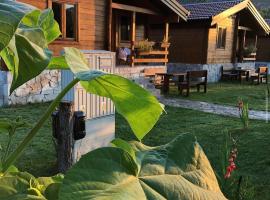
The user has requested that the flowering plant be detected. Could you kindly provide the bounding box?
[224,148,238,179]
[238,99,249,129]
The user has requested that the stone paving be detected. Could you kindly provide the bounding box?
[159,97,270,121]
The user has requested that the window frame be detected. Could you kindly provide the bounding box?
[48,0,79,42]
[216,26,227,49]
[119,14,131,43]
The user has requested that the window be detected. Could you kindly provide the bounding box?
[120,16,131,42]
[51,1,78,40]
[217,27,227,49]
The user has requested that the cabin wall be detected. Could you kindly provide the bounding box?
[206,17,236,64]
[257,37,270,62]
[168,27,207,64]
[18,0,108,55]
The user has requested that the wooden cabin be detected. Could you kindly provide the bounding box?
[18,0,189,67]
[169,0,270,64]
[257,19,270,62]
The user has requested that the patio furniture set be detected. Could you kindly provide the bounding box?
[154,70,208,97]
[145,66,268,97]
[221,66,268,84]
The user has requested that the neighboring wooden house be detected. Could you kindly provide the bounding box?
[169,0,270,64]
[18,0,189,67]
[257,19,270,62]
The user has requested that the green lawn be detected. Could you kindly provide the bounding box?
[167,81,270,111]
[0,103,270,199]
[0,103,56,177]
[116,106,270,200]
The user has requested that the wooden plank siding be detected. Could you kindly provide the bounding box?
[18,0,108,55]
[257,36,270,62]
[207,17,236,64]
[168,27,208,64]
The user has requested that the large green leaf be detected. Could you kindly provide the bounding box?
[59,134,227,200]
[0,0,36,51]
[64,47,163,140]
[0,1,61,93]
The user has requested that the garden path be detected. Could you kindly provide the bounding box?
[159,97,270,121]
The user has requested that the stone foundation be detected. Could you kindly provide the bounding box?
[0,70,61,106]
[115,65,166,78]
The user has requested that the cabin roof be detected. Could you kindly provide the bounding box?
[179,0,270,34]
[182,0,242,20]
[159,0,190,20]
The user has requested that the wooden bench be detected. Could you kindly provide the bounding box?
[250,66,268,84]
[144,67,166,87]
[221,66,238,81]
[178,70,208,97]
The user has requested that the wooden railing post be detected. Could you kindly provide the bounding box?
[164,22,169,65]
[57,101,75,173]
[131,11,136,67]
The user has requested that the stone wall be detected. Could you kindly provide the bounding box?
[168,62,256,83]
[0,70,61,106]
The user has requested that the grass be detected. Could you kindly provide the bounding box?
[116,106,270,200]
[1,103,270,199]
[167,81,270,111]
[0,103,56,177]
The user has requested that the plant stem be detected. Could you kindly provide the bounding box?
[2,130,14,163]
[3,78,80,171]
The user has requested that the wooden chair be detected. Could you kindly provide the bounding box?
[178,70,208,97]
[221,66,238,81]
[144,68,166,88]
[250,67,268,84]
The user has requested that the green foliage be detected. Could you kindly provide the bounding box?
[64,47,164,140]
[0,172,63,200]
[238,99,249,129]
[59,134,226,200]
[0,0,61,93]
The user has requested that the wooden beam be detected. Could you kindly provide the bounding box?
[112,3,158,15]
[238,26,253,31]
[211,0,249,26]
[131,12,136,67]
[134,58,169,63]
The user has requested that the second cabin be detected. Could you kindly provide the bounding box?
[169,0,270,64]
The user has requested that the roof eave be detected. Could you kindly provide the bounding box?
[160,0,190,21]
[210,0,270,34]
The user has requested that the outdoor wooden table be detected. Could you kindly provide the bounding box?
[156,72,186,93]
[235,69,251,82]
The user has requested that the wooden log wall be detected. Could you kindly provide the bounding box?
[207,17,236,64]
[18,0,108,55]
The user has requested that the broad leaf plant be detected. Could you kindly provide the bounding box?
[0,1,226,199]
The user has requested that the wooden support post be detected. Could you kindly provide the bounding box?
[239,30,246,62]
[254,34,258,48]
[108,0,112,51]
[130,11,136,67]
[164,22,169,65]
[232,15,239,63]
[57,101,75,173]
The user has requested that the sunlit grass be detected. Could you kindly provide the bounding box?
[167,80,270,111]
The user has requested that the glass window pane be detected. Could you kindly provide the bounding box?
[52,2,62,33]
[66,4,76,39]
[120,16,131,41]
[222,28,227,48]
